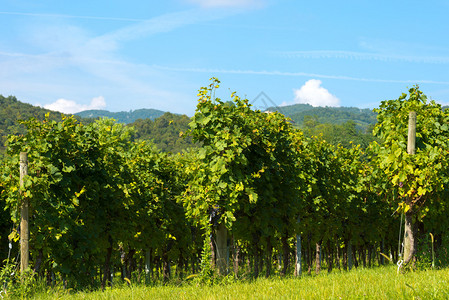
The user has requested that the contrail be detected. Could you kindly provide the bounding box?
[278,50,449,64]
[0,11,145,22]
[154,66,449,85]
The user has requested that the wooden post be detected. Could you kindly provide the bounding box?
[404,111,416,265]
[20,152,29,273]
[407,111,416,155]
[347,241,353,271]
[315,242,321,274]
[216,222,228,275]
[295,216,302,277]
[381,239,385,265]
[145,249,152,283]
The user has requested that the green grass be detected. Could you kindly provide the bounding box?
[16,266,449,299]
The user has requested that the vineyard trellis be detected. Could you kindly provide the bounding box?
[0,81,449,292]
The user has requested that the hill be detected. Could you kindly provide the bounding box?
[0,96,190,156]
[266,103,378,148]
[130,112,197,153]
[0,95,65,155]
[76,108,165,124]
[268,103,377,129]
[1,95,383,156]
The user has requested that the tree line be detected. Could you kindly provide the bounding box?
[1,79,449,291]
[0,93,380,158]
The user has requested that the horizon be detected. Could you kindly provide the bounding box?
[1,1,448,115]
[72,100,377,115]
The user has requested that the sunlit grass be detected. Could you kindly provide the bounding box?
[23,266,449,299]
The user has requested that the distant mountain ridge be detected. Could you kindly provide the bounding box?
[76,108,166,124]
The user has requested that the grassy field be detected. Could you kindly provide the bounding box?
[15,266,449,299]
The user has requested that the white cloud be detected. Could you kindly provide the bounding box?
[293,79,340,107]
[44,96,106,114]
[185,0,264,8]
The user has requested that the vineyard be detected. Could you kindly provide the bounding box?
[1,79,449,297]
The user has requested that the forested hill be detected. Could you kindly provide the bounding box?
[76,109,195,152]
[1,94,383,156]
[268,103,377,128]
[76,108,165,124]
[0,95,191,155]
[0,95,64,154]
[76,104,380,128]
[129,112,196,153]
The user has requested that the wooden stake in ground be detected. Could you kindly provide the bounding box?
[216,222,228,275]
[403,111,416,265]
[407,111,416,155]
[347,241,353,270]
[295,216,302,277]
[20,152,29,273]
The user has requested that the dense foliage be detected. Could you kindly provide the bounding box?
[301,118,376,149]
[372,86,449,266]
[0,82,448,297]
[268,103,377,130]
[130,112,196,153]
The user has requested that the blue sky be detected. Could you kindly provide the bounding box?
[1,0,448,115]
